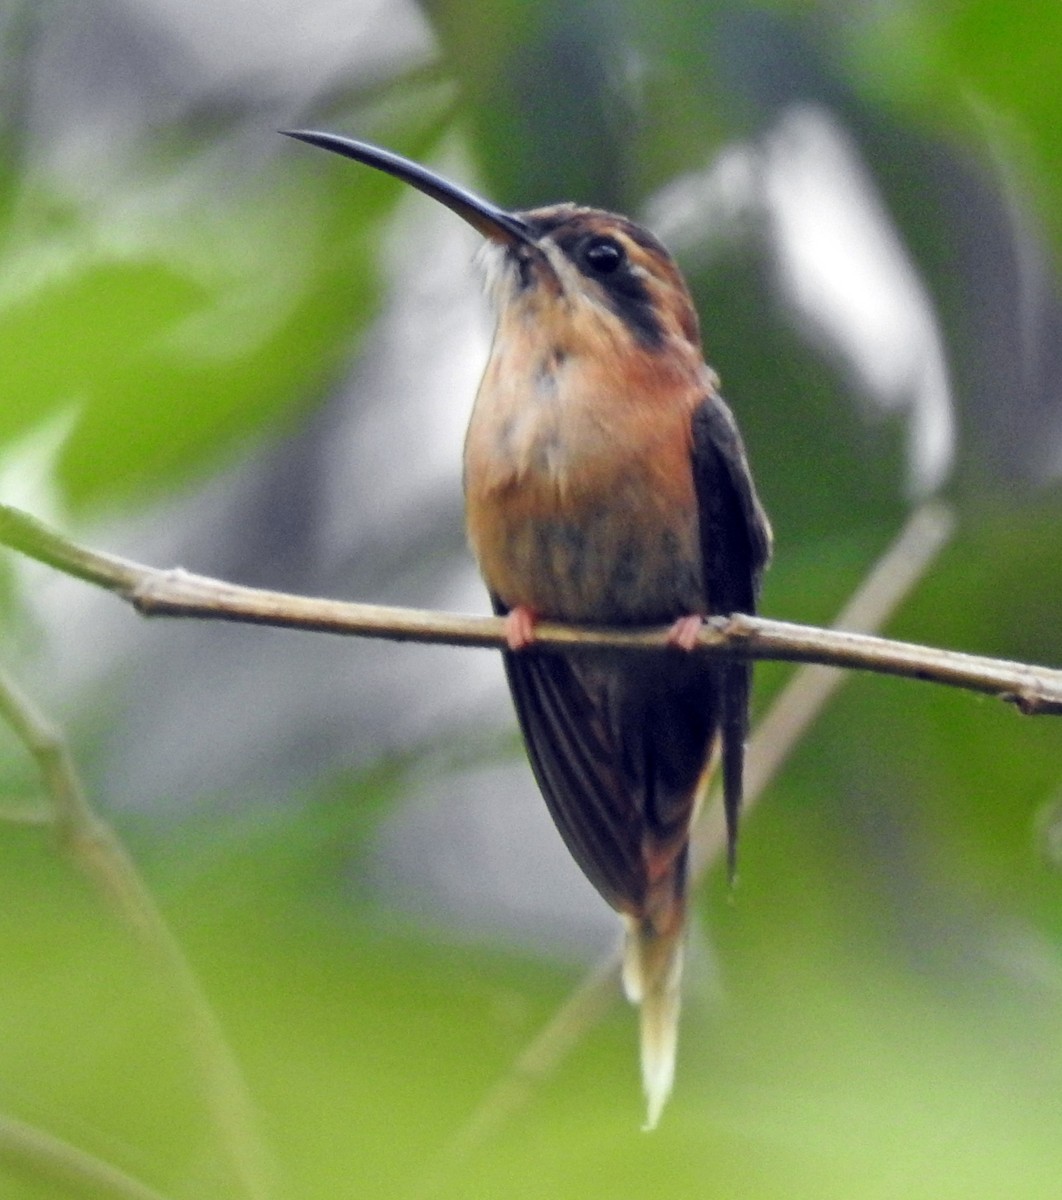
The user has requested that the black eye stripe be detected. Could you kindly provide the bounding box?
[546,222,666,348]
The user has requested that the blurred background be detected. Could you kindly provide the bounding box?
[2,0,1062,1197]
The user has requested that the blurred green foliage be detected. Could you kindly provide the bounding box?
[0,170,381,506]
[2,2,1062,1199]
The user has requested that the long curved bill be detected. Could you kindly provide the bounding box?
[281,129,534,247]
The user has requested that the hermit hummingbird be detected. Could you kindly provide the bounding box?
[283,129,772,1128]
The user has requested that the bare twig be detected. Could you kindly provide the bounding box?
[0,665,273,1200]
[1,501,1060,714]
[421,501,955,1189]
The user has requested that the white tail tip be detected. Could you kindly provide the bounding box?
[622,915,685,1131]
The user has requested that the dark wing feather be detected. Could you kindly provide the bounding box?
[690,394,772,879]
[492,596,717,915]
[492,625,643,910]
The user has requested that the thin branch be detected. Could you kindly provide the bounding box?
[419,501,955,1192]
[0,664,274,1200]
[0,1112,172,1200]
[1,500,1061,714]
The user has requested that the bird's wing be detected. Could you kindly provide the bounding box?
[690,393,772,876]
[494,596,718,917]
[492,594,643,910]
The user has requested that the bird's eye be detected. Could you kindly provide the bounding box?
[583,235,625,274]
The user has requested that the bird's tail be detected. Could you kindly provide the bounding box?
[621,904,686,1131]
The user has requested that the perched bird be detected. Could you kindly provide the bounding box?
[284,130,772,1128]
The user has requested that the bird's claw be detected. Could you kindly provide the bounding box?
[665,614,704,652]
[504,605,538,651]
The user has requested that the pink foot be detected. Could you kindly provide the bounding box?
[666,614,704,652]
[504,605,538,651]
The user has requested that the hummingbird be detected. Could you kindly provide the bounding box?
[283,129,772,1128]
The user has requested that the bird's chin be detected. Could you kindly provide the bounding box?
[474,239,536,305]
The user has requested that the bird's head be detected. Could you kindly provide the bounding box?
[283,131,705,373]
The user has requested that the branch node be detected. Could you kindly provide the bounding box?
[720,612,756,640]
[131,567,187,614]
[1004,687,1044,716]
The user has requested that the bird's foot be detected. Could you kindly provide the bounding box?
[504,605,538,651]
[665,614,704,652]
